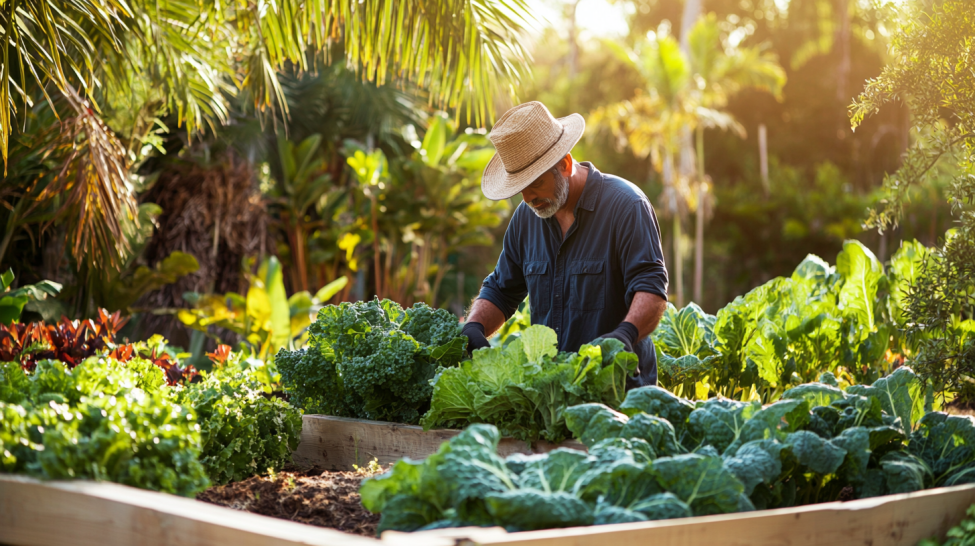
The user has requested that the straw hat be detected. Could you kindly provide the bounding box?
[482,102,585,200]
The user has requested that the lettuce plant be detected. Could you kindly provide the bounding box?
[0,358,210,496]
[420,325,638,443]
[180,357,302,485]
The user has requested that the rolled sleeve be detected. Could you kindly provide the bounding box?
[478,215,528,320]
[619,198,669,306]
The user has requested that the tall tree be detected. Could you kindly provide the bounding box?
[593,17,783,306]
[685,14,785,303]
[0,0,532,269]
[593,24,701,306]
[850,0,975,399]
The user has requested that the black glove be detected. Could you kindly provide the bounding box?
[462,322,491,355]
[597,321,639,354]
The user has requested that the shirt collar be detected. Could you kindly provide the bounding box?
[575,162,601,213]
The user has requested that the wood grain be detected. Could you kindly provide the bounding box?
[291,415,586,470]
[3,470,975,546]
[419,483,975,546]
[0,474,378,546]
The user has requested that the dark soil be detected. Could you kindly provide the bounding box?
[197,468,380,537]
[946,398,975,417]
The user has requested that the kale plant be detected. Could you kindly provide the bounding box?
[420,324,638,443]
[180,356,302,485]
[277,298,466,423]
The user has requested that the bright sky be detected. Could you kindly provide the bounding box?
[525,0,631,39]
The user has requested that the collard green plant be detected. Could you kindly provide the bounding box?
[277,298,466,423]
[364,366,975,535]
[420,324,639,443]
[657,239,922,402]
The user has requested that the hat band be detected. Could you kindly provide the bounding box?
[504,125,566,174]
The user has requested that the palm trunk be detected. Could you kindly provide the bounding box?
[370,195,382,299]
[294,222,309,293]
[693,127,705,305]
[664,151,683,307]
[673,214,683,307]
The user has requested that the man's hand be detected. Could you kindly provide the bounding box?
[462,322,492,355]
[597,321,639,354]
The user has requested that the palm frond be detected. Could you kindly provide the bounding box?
[34,86,136,270]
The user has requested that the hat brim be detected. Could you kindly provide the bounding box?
[481,113,586,201]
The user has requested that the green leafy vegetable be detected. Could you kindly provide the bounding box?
[421,325,639,442]
[180,359,302,485]
[0,357,209,496]
[277,298,465,423]
[369,367,975,535]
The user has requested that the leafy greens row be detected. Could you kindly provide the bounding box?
[362,366,975,534]
[1,347,301,494]
[421,325,638,442]
[654,239,930,402]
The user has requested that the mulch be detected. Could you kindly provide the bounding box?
[197,468,381,537]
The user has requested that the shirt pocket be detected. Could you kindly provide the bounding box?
[569,260,606,311]
[524,261,551,317]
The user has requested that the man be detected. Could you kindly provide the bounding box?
[462,101,669,388]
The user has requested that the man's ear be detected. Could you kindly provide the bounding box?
[559,153,573,176]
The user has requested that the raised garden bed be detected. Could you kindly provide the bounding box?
[292,414,585,470]
[3,473,975,546]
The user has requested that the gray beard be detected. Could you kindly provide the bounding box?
[530,168,570,219]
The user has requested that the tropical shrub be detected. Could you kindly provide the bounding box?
[276,298,466,423]
[178,255,349,357]
[362,366,970,534]
[0,269,61,325]
[850,0,975,403]
[421,324,638,443]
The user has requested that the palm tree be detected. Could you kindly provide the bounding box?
[685,14,785,304]
[0,0,532,269]
[593,17,784,306]
[592,24,708,307]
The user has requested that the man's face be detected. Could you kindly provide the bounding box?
[521,164,569,219]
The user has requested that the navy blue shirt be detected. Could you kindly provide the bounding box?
[478,162,669,387]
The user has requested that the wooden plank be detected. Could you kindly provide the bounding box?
[426,483,975,546]
[292,415,586,470]
[0,474,379,546]
[3,473,975,546]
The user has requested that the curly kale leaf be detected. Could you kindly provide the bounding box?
[181,366,302,485]
[401,304,463,348]
[285,298,466,423]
